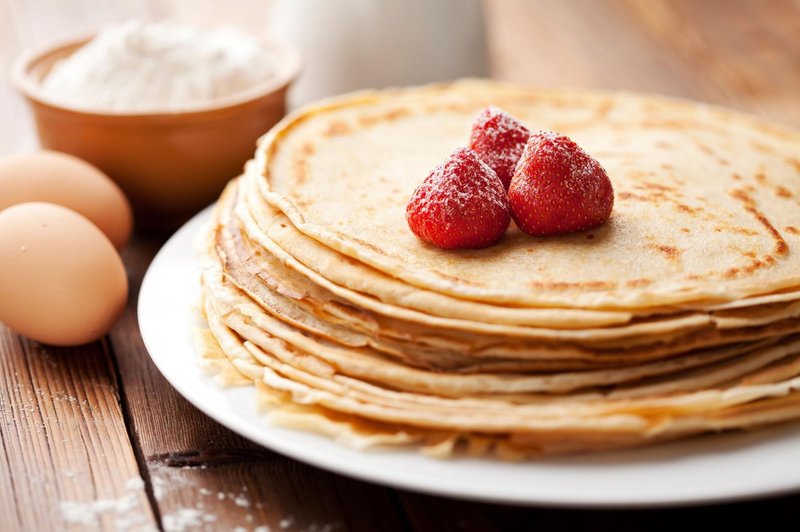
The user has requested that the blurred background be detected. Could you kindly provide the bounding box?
[2,0,799,154]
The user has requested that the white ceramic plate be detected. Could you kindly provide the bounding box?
[139,207,800,508]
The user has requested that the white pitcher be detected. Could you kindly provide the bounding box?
[267,0,488,108]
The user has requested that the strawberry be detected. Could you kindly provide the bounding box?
[508,131,614,236]
[406,147,510,249]
[469,106,530,189]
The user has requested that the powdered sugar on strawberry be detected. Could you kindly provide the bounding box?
[508,131,614,236]
[469,106,530,189]
[406,147,510,249]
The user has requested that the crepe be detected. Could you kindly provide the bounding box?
[233,175,800,344]
[195,80,800,458]
[203,240,797,398]
[255,80,800,309]
[197,282,800,457]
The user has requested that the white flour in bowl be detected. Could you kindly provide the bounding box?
[42,21,279,113]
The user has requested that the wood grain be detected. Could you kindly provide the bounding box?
[486,0,707,96]
[620,0,800,126]
[487,0,800,127]
[1,0,799,530]
[0,329,157,531]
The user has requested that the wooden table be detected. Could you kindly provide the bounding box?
[2,1,799,530]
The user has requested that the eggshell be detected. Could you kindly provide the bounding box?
[0,202,128,346]
[0,151,133,248]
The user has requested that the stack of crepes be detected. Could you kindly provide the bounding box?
[196,80,800,458]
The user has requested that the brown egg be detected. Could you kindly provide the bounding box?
[0,151,132,248]
[0,203,128,346]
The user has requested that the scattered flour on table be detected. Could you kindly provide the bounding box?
[149,463,192,501]
[147,467,273,530]
[162,508,217,531]
[59,475,154,531]
[59,467,339,531]
[125,477,145,490]
[59,497,136,525]
[234,494,251,508]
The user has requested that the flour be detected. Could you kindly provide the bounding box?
[59,475,153,531]
[125,476,145,490]
[42,21,278,112]
[161,508,217,531]
[58,467,316,531]
[59,497,136,525]
[234,494,251,508]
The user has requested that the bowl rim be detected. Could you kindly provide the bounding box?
[10,30,302,119]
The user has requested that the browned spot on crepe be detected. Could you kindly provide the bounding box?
[650,244,680,261]
[730,188,789,256]
[324,120,351,136]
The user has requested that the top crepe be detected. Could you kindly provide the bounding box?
[255,80,800,309]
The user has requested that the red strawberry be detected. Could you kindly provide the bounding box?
[406,147,510,249]
[508,131,614,236]
[469,106,530,189]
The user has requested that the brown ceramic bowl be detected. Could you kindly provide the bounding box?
[11,34,300,231]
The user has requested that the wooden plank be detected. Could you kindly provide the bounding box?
[484,0,706,97]
[618,0,800,126]
[486,0,800,126]
[0,329,158,531]
[0,1,160,530]
[147,459,408,531]
[111,237,408,530]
